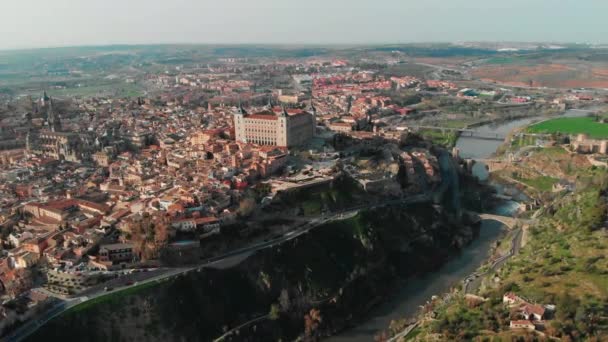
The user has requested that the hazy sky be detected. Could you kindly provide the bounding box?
[1,0,607,49]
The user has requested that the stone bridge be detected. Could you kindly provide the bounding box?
[469,212,533,230]
[478,213,519,229]
[410,125,507,141]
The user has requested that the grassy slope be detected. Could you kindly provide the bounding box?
[408,146,608,341]
[503,190,607,298]
[419,129,458,148]
[514,175,559,192]
[414,189,608,341]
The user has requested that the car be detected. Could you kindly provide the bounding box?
[104,286,113,291]
[125,281,134,286]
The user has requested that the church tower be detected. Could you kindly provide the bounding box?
[277,106,289,147]
[41,91,50,107]
[46,98,61,132]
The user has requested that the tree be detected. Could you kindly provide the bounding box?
[130,213,171,261]
[556,292,579,321]
[269,304,280,321]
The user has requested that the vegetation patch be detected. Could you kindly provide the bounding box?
[528,117,608,139]
[514,175,559,192]
[419,129,458,148]
[484,56,521,65]
[66,280,161,314]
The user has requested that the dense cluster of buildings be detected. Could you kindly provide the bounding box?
[2,51,605,338]
[0,64,442,312]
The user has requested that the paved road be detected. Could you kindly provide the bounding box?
[386,218,524,340]
[387,321,419,342]
[463,227,523,294]
[212,314,269,342]
[5,193,433,342]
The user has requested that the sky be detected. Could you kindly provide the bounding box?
[1,0,608,50]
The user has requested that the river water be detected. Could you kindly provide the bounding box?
[329,109,595,341]
[455,109,593,160]
[455,109,593,181]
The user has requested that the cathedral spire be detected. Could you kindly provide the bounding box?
[47,98,61,132]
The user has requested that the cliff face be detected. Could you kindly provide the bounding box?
[29,204,478,342]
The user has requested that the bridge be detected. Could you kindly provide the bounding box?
[469,211,534,230]
[410,125,507,141]
[478,213,519,229]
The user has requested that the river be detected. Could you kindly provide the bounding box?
[328,109,596,341]
[456,108,595,160]
[457,109,597,181]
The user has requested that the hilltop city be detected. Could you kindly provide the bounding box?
[0,44,607,341]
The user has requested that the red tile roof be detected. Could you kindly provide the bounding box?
[195,217,219,225]
[522,304,545,316]
[247,114,278,120]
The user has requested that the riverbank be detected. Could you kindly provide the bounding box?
[388,107,608,341]
[405,168,608,341]
[328,217,507,342]
[455,108,598,160]
[367,114,553,341]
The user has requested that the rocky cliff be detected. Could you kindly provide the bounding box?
[29,202,478,342]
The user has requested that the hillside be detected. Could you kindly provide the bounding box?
[401,147,608,341]
[28,203,479,341]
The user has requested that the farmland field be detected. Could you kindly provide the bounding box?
[528,117,608,139]
[471,62,608,88]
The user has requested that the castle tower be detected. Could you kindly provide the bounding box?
[277,106,289,147]
[233,102,247,144]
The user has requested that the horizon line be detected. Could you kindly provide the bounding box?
[1,40,603,53]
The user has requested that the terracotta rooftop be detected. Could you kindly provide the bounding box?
[522,303,545,316]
